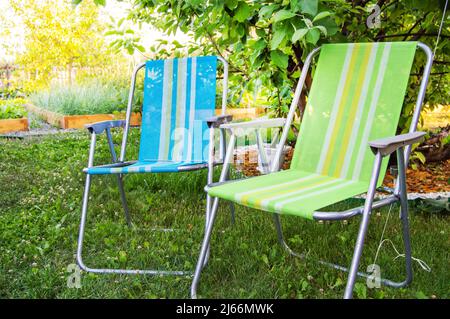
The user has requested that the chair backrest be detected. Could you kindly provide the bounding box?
[290,42,418,184]
[138,56,219,163]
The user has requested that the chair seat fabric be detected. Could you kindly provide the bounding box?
[208,169,369,220]
[87,160,207,175]
[209,42,418,220]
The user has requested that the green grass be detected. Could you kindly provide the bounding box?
[0,98,28,119]
[0,130,448,299]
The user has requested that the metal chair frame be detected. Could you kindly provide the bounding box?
[190,43,433,298]
[76,57,233,276]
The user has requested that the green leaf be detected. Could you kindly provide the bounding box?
[415,151,426,164]
[270,29,285,50]
[305,28,320,45]
[250,50,264,68]
[234,2,251,23]
[261,254,269,265]
[292,28,308,42]
[316,17,339,36]
[442,135,450,146]
[303,18,313,28]
[135,45,145,52]
[301,280,308,291]
[126,46,134,55]
[252,38,266,51]
[415,291,429,299]
[188,0,203,7]
[118,251,127,263]
[255,28,266,37]
[314,25,327,36]
[104,30,119,36]
[354,283,367,299]
[259,4,279,19]
[270,50,288,69]
[94,0,106,6]
[272,9,296,22]
[299,0,318,16]
[225,0,238,10]
[313,11,332,22]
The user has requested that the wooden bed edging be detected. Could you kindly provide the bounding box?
[24,104,142,129]
[215,107,265,120]
[24,103,264,129]
[0,118,28,134]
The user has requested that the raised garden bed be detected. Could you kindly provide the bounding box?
[0,118,28,134]
[24,103,141,129]
[0,98,29,134]
[25,103,262,129]
[217,107,265,120]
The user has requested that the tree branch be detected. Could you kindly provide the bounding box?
[402,12,430,41]
[375,32,450,40]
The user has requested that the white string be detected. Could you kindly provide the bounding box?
[367,1,445,277]
[382,239,431,272]
[433,0,449,58]
[373,204,393,265]
[372,204,431,273]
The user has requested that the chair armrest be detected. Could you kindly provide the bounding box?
[205,115,233,128]
[369,131,426,156]
[220,118,286,132]
[85,120,126,134]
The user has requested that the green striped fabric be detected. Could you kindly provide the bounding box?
[209,42,417,219]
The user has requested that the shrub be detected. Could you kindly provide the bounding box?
[0,98,27,119]
[0,85,25,100]
[28,81,141,115]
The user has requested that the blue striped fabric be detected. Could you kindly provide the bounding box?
[87,161,207,175]
[87,56,218,175]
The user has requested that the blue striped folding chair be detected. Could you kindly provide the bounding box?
[76,56,233,276]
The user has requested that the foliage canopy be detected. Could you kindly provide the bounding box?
[8,0,116,90]
[96,0,449,134]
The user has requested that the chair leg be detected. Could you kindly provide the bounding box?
[76,174,92,272]
[191,197,220,298]
[398,195,413,285]
[343,193,413,298]
[221,129,236,225]
[203,198,233,268]
[105,128,131,227]
[272,152,411,297]
[193,133,236,296]
[344,153,382,299]
[202,194,212,268]
[343,208,372,298]
[397,148,413,285]
[273,214,304,258]
[76,174,189,276]
[228,202,236,224]
[116,174,131,227]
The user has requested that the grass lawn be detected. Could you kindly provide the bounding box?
[0,129,448,299]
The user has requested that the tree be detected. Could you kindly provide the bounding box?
[126,0,341,121]
[125,1,448,129]
[85,0,449,133]
[8,0,115,90]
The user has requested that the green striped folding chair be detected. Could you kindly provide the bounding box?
[76,56,234,276]
[190,42,433,298]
